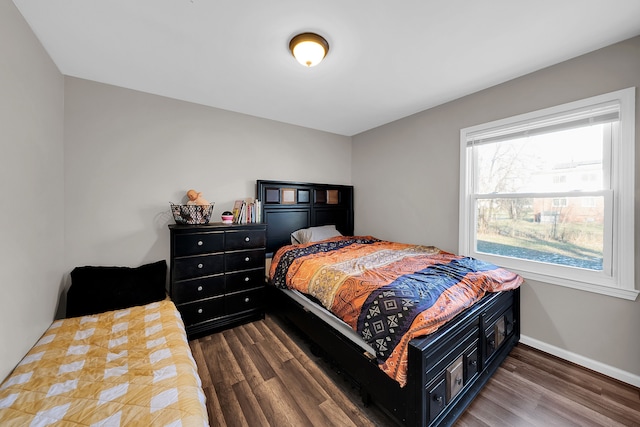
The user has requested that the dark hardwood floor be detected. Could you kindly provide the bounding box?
[189,314,640,427]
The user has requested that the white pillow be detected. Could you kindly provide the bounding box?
[291,225,342,244]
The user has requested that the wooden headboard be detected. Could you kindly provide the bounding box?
[256,180,354,255]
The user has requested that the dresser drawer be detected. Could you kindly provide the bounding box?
[173,254,224,280]
[424,322,478,381]
[172,274,225,304]
[225,230,266,250]
[465,340,479,381]
[484,305,513,361]
[226,269,265,293]
[446,355,464,401]
[226,288,264,315]
[179,297,224,326]
[174,232,224,257]
[225,249,265,271]
[427,376,447,423]
[485,318,505,360]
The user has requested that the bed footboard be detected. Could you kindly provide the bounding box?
[268,285,520,427]
[407,287,520,426]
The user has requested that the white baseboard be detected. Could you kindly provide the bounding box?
[520,335,640,388]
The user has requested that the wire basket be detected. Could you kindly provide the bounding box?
[170,203,214,225]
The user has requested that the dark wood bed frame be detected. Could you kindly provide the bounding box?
[257,180,520,427]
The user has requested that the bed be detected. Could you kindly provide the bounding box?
[258,180,522,427]
[0,261,209,427]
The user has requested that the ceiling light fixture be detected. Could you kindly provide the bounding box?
[289,32,329,67]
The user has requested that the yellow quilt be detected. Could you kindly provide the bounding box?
[0,299,208,426]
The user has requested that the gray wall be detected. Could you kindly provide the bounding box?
[352,36,640,385]
[63,77,351,286]
[0,0,65,381]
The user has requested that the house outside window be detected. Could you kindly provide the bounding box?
[459,88,636,300]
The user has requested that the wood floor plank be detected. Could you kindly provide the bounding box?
[252,320,295,364]
[191,315,640,427]
[454,414,491,427]
[189,340,214,390]
[275,357,327,406]
[532,396,614,427]
[231,379,269,426]
[506,348,639,425]
[202,385,227,427]
[476,370,600,427]
[204,331,245,388]
[241,320,265,343]
[460,393,536,427]
[512,346,602,392]
[512,344,632,403]
[223,327,274,389]
[260,317,401,427]
[231,322,257,347]
[318,398,364,427]
[481,369,541,414]
[251,315,387,425]
[253,376,314,426]
[226,326,276,386]
[248,335,352,426]
[255,331,294,367]
[262,314,311,361]
[212,379,248,427]
[290,350,379,426]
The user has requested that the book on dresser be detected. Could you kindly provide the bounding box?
[168,222,267,339]
[232,198,262,224]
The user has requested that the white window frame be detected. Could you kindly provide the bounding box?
[459,87,637,300]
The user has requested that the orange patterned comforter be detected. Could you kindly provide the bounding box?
[0,299,208,426]
[270,236,522,387]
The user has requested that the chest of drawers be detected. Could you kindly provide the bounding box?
[169,223,266,338]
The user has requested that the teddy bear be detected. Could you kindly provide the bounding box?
[186,189,210,206]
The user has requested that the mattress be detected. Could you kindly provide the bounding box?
[0,299,209,426]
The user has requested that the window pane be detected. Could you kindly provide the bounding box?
[476,196,604,270]
[474,125,606,194]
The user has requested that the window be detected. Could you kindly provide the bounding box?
[459,88,636,300]
[552,198,567,208]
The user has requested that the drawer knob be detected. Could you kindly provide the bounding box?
[197,308,203,314]
[197,263,203,269]
[244,276,250,282]
[433,395,443,406]
[244,297,250,303]
[197,285,203,291]
[469,360,477,367]
[245,257,250,262]
[245,237,250,242]
[456,377,463,386]
[197,240,203,246]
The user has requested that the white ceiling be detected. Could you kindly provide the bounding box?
[13,0,640,136]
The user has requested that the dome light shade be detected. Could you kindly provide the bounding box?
[289,33,329,67]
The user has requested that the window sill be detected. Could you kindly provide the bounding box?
[463,249,637,301]
[513,268,638,301]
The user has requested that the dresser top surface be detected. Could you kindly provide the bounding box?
[169,222,266,230]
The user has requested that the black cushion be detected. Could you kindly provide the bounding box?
[66,260,167,318]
